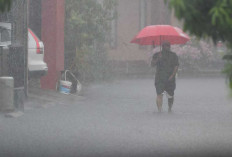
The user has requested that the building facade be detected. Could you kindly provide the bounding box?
[107,0,172,74]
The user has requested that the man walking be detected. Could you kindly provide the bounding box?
[151,41,179,112]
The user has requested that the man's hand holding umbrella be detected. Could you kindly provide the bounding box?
[151,52,162,67]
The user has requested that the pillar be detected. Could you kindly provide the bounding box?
[41,0,65,89]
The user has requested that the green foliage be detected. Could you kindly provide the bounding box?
[69,43,110,82]
[223,62,232,89]
[168,0,232,88]
[169,0,232,45]
[65,0,117,82]
[0,0,12,12]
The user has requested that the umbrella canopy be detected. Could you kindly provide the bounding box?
[130,25,190,46]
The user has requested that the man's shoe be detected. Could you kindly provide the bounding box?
[168,108,172,113]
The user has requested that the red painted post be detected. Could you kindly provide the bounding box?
[41,0,65,90]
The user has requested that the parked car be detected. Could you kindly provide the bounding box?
[0,22,48,78]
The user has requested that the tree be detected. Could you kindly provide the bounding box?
[65,0,117,81]
[0,0,12,12]
[168,0,232,88]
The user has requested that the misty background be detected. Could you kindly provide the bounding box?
[26,0,226,84]
[1,0,232,157]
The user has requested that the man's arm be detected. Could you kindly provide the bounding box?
[168,54,179,81]
[168,66,178,81]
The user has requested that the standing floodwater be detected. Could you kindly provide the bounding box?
[0,77,232,157]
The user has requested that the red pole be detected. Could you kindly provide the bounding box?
[40,0,65,90]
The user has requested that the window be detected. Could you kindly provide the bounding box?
[139,0,147,30]
[139,0,147,49]
[110,8,117,49]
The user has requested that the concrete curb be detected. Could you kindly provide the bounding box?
[5,111,24,118]
[25,87,86,110]
[1,87,86,118]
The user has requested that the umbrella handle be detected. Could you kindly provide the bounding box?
[152,41,155,48]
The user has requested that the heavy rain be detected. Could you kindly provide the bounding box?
[0,0,232,157]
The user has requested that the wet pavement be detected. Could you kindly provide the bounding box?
[0,77,232,157]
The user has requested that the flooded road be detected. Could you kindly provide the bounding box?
[0,77,232,157]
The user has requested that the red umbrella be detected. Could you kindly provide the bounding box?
[130,25,190,46]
